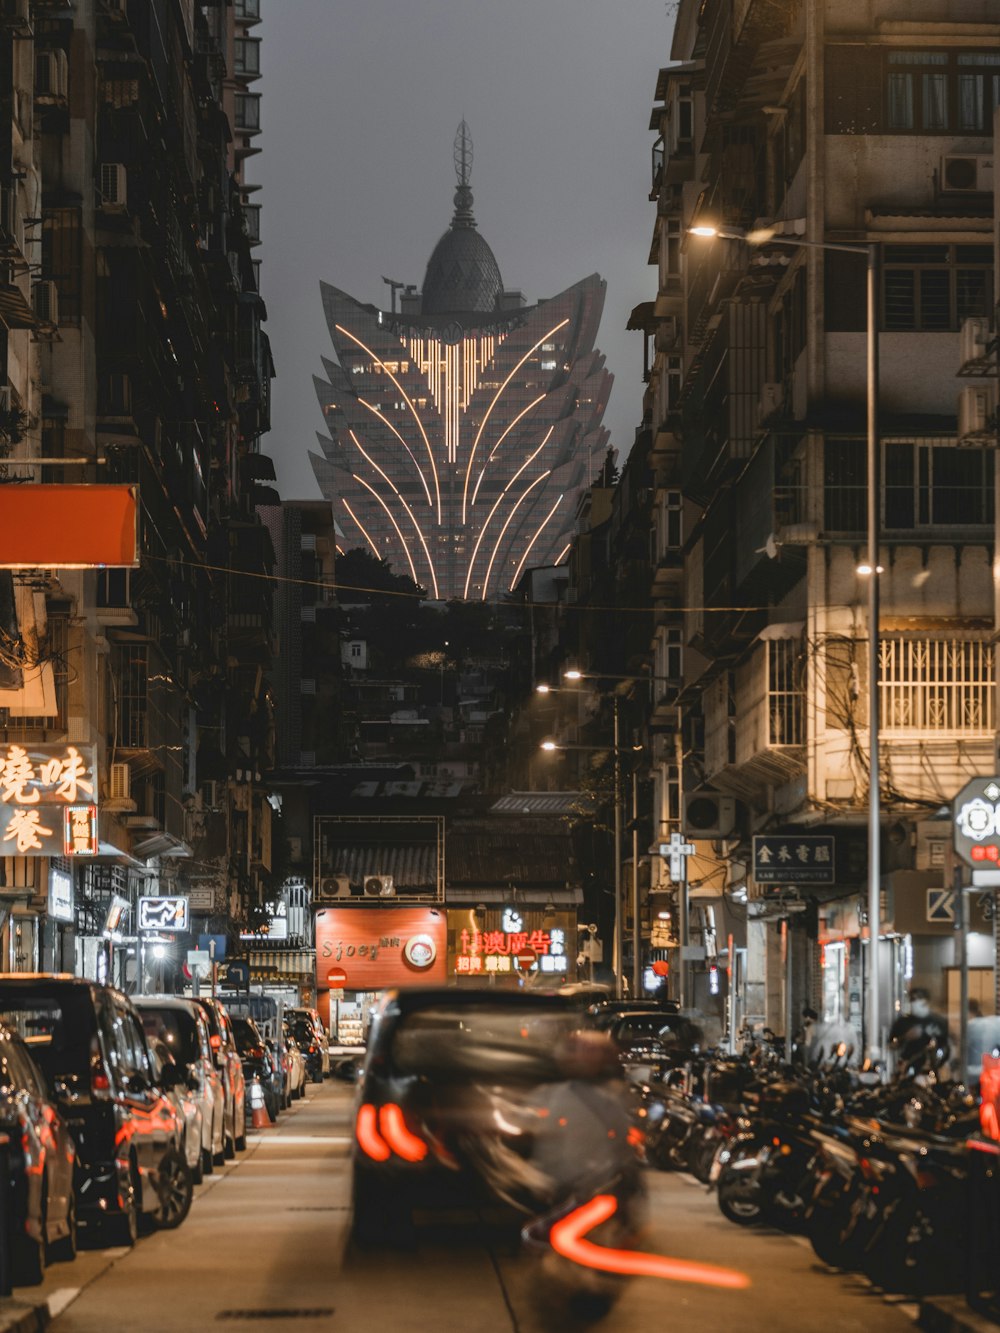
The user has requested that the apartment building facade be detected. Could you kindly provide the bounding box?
[646,0,998,1041]
[0,0,276,987]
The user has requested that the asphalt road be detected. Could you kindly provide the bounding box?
[27,1080,920,1332]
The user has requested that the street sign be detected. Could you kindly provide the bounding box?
[514,948,538,971]
[752,835,835,885]
[926,887,956,923]
[188,887,216,912]
[327,966,348,987]
[138,895,189,933]
[220,960,250,989]
[952,776,1000,869]
[329,989,345,1001]
[186,949,211,979]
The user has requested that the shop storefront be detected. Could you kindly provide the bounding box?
[314,905,447,1044]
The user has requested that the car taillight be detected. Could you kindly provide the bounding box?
[356,1104,390,1162]
[380,1104,428,1163]
[90,1046,111,1096]
[308,1044,318,1054]
[210,1034,221,1051]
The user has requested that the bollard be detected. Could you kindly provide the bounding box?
[0,1132,10,1297]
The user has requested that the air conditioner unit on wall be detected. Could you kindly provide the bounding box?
[321,876,352,899]
[31,280,58,326]
[941,154,994,194]
[958,383,998,440]
[682,792,737,840]
[363,874,395,898]
[960,317,990,367]
[756,382,783,427]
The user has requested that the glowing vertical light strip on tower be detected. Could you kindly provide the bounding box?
[510,494,564,590]
[462,429,553,599]
[481,471,551,601]
[351,473,420,586]
[341,499,381,560]
[335,324,442,523]
[462,319,568,525]
[348,431,440,599]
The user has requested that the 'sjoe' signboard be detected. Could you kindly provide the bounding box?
[314,907,448,990]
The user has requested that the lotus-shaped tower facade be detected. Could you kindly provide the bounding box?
[310,123,612,600]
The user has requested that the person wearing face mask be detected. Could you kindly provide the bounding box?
[889,986,951,1074]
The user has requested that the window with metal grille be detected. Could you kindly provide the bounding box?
[883,245,993,332]
[768,639,804,746]
[113,644,147,748]
[880,639,994,732]
[825,438,994,532]
[41,208,82,326]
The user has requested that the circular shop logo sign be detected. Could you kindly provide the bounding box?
[956,796,1000,842]
[403,933,437,970]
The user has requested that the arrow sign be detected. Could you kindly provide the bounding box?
[926,888,956,923]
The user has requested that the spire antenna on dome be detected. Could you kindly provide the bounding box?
[451,120,476,228]
[454,118,473,188]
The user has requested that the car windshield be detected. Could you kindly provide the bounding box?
[137,1007,201,1065]
[615,1014,695,1045]
[0,987,95,1080]
[389,1003,582,1082]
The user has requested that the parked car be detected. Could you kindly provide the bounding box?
[285,1007,330,1081]
[147,1038,204,1187]
[134,996,226,1175]
[0,976,192,1246]
[266,1037,294,1110]
[282,1025,308,1101]
[192,996,247,1158]
[0,1022,77,1285]
[232,1016,282,1123]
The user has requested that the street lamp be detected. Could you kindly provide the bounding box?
[689,220,882,1059]
[540,722,643,999]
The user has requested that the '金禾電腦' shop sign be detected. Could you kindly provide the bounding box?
[0,744,97,857]
[314,907,448,990]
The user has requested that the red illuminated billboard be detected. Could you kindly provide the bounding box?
[0,485,138,568]
[314,906,447,991]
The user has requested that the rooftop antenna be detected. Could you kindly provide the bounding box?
[451,119,476,227]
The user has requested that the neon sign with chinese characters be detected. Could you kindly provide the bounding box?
[448,909,576,978]
[0,744,97,857]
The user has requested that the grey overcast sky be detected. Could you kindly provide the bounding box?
[256,0,675,502]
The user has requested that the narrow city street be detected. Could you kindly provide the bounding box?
[26,1081,919,1333]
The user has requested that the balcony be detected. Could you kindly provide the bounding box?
[704,634,806,797]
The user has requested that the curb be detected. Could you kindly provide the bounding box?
[0,1298,48,1333]
[920,1297,1000,1333]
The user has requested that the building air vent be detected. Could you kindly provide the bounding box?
[109,763,131,802]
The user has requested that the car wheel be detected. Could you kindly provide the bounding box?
[48,1189,77,1264]
[14,1178,46,1285]
[150,1148,193,1231]
[202,1144,215,1176]
[235,1121,247,1153]
[191,1146,204,1186]
[224,1122,236,1159]
[104,1160,140,1247]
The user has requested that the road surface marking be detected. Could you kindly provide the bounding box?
[47,1288,80,1318]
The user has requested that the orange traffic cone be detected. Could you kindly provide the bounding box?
[249,1078,270,1129]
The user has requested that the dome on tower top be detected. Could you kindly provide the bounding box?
[420,121,503,317]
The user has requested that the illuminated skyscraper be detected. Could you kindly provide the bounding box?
[310,123,612,600]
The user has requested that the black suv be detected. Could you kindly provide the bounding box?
[0,975,190,1246]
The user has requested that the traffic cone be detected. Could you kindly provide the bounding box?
[249,1077,269,1129]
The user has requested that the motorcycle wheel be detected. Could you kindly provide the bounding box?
[717,1167,764,1226]
[691,1135,722,1184]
